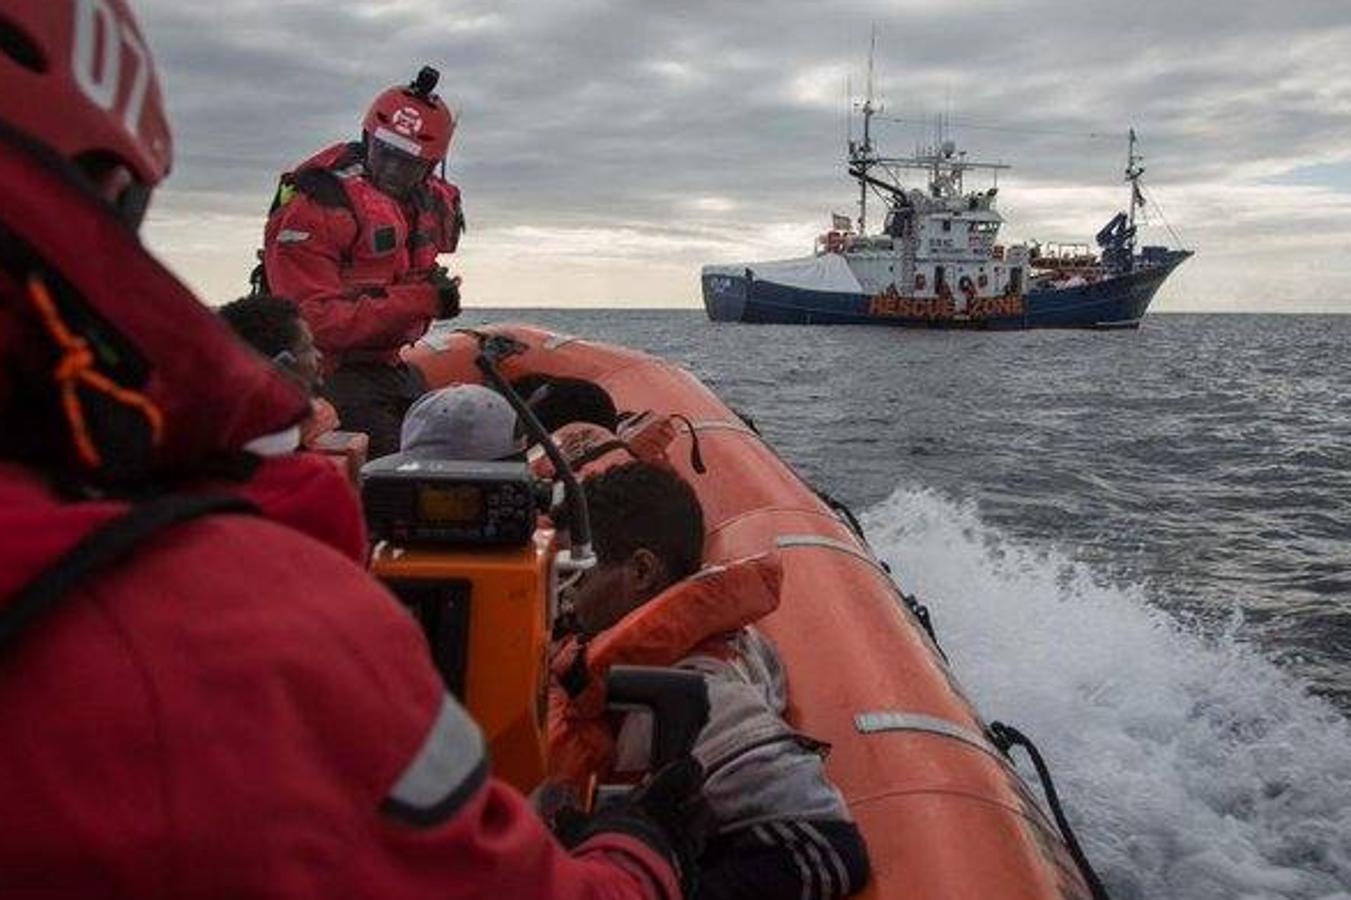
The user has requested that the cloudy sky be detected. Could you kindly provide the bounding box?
[135,0,1351,312]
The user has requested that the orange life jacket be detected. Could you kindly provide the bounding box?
[548,552,782,790]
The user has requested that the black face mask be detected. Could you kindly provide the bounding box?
[366,137,435,200]
[114,180,153,230]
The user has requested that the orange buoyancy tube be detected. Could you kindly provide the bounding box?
[406,326,1094,899]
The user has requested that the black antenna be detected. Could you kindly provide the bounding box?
[473,337,595,565]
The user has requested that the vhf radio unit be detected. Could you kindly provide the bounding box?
[361,455,548,547]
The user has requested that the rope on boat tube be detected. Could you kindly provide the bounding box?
[811,488,949,662]
[896,589,946,663]
[987,722,1113,900]
[811,488,949,660]
[814,487,867,543]
[668,413,707,474]
[729,406,760,435]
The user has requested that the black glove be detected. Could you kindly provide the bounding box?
[552,757,711,897]
[426,267,461,319]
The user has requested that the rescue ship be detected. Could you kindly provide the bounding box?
[381,324,1109,899]
[701,88,1191,330]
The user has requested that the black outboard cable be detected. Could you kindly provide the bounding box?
[474,335,594,565]
[987,722,1112,900]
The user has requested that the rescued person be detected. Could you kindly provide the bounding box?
[550,461,871,899]
[399,383,526,461]
[218,293,338,449]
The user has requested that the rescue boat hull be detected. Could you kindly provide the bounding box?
[406,325,1095,899]
[703,251,1190,329]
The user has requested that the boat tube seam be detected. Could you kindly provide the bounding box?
[846,786,1061,836]
[705,507,845,540]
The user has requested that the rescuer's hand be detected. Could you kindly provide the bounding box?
[552,757,710,897]
[425,266,461,319]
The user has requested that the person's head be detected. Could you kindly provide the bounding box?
[362,66,454,200]
[0,0,172,229]
[564,461,704,637]
[513,375,619,432]
[400,384,526,461]
[218,295,322,392]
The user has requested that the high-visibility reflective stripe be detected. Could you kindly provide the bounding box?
[853,711,1001,761]
[372,126,423,156]
[382,694,488,827]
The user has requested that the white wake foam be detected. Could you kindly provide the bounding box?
[861,487,1351,899]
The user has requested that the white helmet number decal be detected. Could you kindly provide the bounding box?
[391,106,424,138]
[72,0,152,139]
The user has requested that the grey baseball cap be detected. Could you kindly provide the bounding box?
[399,384,526,461]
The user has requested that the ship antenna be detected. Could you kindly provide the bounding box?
[866,26,876,108]
[846,75,854,146]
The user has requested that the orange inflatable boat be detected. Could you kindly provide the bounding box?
[406,324,1096,899]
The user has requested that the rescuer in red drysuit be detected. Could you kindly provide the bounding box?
[0,2,701,897]
[261,65,466,456]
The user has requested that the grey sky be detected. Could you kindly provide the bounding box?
[136,0,1351,311]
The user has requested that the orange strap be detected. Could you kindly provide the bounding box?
[24,275,164,470]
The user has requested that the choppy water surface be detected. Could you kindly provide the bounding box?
[457,310,1351,897]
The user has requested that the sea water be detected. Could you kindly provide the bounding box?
[452,310,1351,897]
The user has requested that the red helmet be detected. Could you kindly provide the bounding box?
[0,0,173,196]
[362,66,455,162]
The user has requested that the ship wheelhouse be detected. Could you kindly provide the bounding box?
[818,142,1031,313]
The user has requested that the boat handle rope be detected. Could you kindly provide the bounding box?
[668,413,707,474]
[813,486,867,543]
[795,484,950,663]
[773,534,949,664]
[810,494,949,656]
[987,721,1112,900]
[895,587,944,662]
[729,405,760,435]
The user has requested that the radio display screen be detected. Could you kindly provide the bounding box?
[417,484,484,524]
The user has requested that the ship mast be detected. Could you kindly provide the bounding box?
[1125,127,1144,257]
[848,27,880,235]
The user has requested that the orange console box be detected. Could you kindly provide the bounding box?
[369,529,557,793]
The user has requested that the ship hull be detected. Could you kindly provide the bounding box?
[703,251,1190,329]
